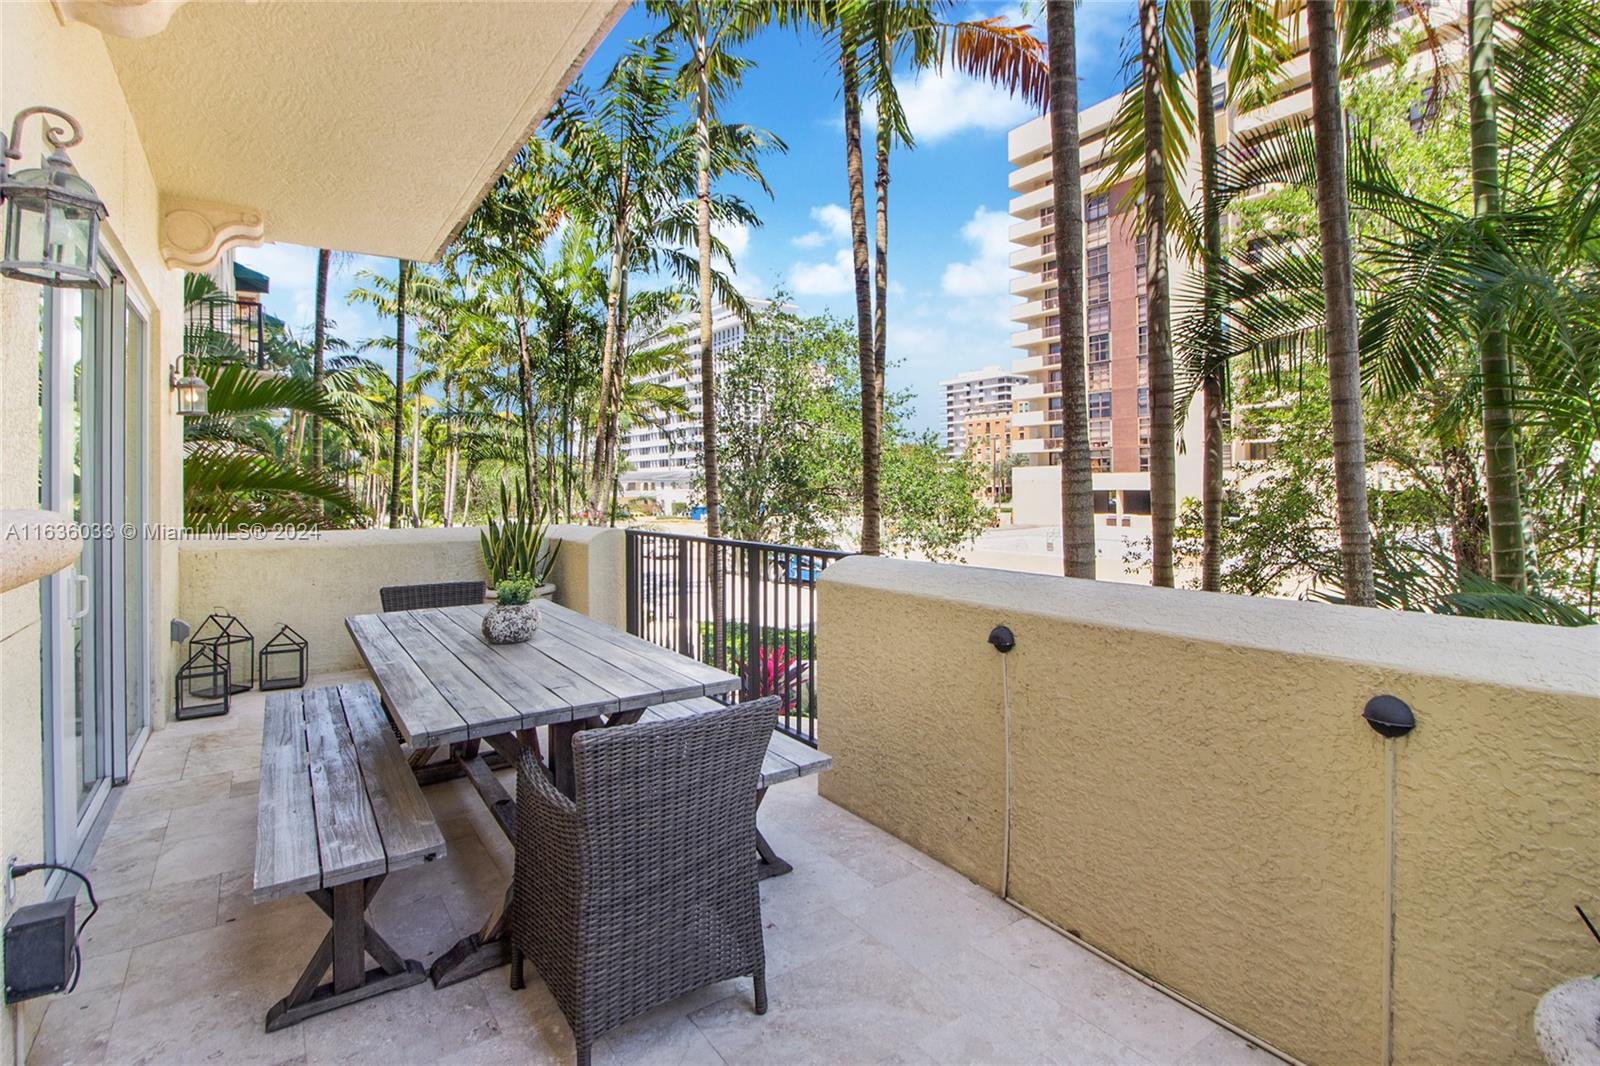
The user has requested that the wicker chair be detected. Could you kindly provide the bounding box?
[377,580,485,613]
[510,696,779,1066]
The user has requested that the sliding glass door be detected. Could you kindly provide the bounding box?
[39,257,149,865]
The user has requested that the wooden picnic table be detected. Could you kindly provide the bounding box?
[346,599,743,988]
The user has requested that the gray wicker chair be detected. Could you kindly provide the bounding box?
[377,580,485,613]
[509,696,780,1066]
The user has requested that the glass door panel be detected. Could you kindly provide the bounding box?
[122,304,148,760]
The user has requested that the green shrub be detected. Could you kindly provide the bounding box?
[495,574,535,607]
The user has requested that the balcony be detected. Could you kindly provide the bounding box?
[185,296,267,368]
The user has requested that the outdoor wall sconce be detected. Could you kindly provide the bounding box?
[0,107,107,289]
[1362,694,1416,738]
[170,362,209,417]
[258,624,308,691]
[190,611,254,694]
[175,643,230,721]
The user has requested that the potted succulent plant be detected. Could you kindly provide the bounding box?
[482,482,558,600]
[482,574,540,645]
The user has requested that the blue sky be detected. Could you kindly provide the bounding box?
[237,1,1139,435]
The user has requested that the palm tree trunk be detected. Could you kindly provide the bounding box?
[590,166,631,516]
[1046,0,1095,580]
[410,390,422,525]
[1193,0,1226,592]
[1306,0,1375,606]
[1140,0,1177,588]
[513,290,539,514]
[311,248,330,495]
[873,96,889,441]
[695,24,722,545]
[389,259,409,530]
[1468,0,1526,591]
[843,45,881,555]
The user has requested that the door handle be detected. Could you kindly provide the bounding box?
[70,572,90,620]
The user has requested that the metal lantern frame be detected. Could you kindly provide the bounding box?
[175,643,231,720]
[190,611,255,694]
[258,624,308,692]
[170,363,209,417]
[0,107,107,290]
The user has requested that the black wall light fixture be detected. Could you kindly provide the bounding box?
[1362,694,1416,738]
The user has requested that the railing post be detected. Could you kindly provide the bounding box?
[625,530,639,636]
[675,540,691,657]
[744,545,763,702]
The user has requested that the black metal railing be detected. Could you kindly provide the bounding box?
[626,529,849,746]
[185,296,266,368]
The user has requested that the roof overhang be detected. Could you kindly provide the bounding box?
[96,0,625,267]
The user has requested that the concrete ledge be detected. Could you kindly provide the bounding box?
[816,555,1599,1065]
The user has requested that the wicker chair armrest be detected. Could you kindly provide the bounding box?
[516,748,577,824]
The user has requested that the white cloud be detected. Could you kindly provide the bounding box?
[792,203,852,247]
[873,68,1036,145]
[940,206,1015,298]
[714,220,750,261]
[788,247,855,296]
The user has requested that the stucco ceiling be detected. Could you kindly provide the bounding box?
[104,0,626,262]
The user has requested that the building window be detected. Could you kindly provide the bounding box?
[1044,315,1060,338]
[1087,245,1109,277]
[1088,391,1112,419]
[1089,333,1111,363]
[1137,387,1149,415]
[1048,396,1063,411]
[1088,363,1111,389]
[1088,304,1110,333]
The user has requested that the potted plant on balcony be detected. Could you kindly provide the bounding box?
[482,574,540,644]
[482,481,558,599]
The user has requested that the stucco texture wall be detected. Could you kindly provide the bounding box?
[2,4,182,1061]
[176,524,627,682]
[815,557,1600,1065]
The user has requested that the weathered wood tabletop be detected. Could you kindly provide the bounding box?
[345,599,742,988]
[346,600,741,748]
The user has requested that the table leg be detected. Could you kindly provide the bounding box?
[264,876,426,1031]
[754,787,793,880]
[427,884,513,989]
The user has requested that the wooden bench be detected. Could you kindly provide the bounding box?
[643,697,833,879]
[254,682,446,1031]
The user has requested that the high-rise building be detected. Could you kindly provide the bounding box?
[617,302,759,513]
[1004,2,1460,530]
[940,366,1026,458]
[962,405,1015,501]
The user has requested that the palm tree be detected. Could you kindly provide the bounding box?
[1046,0,1095,579]
[650,0,780,545]
[1136,0,1179,588]
[1465,0,1525,590]
[311,248,331,485]
[1305,0,1375,605]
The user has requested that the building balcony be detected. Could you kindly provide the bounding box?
[1008,241,1055,269]
[17,504,1596,1066]
[1008,184,1055,217]
[1010,270,1055,297]
[1013,381,1050,401]
[1012,408,1053,428]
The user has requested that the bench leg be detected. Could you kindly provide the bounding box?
[754,788,793,880]
[264,876,427,1032]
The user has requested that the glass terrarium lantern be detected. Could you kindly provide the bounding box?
[190,611,254,694]
[175,644,231,720]
[258,624,308,691]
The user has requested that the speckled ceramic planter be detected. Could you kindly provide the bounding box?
[482,602,541,644]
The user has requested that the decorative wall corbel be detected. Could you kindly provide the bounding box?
[52,0,190,38]
[160,198,264,272]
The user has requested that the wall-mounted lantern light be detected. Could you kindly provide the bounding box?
[170,363,209,417]
[0,107,107,289]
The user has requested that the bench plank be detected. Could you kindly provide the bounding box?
[346,613,467,747]
[254,693,322,903]
[337,684,446,871]
[644,697,832,790]
[303,686,388,887]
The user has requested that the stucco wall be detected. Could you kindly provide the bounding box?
[816,557,1600,1065]
[1,5,183,1061]
[176,524,627,680]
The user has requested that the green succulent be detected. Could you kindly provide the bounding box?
[495,574,536,607]
[481,481,559,587]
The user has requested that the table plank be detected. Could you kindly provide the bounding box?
[346,613,466,747]
[428,607,619,721]
[337,683,446,871]
[302,686,388,886]
[456,604,700,710]
[540,601,741,694]
[376,611,521,740]
[641,697,832,788]
[254,692,322,903]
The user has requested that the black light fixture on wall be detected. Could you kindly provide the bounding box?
[0,107,107,289]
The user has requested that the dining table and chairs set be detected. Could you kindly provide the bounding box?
[250,580,831,1064]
